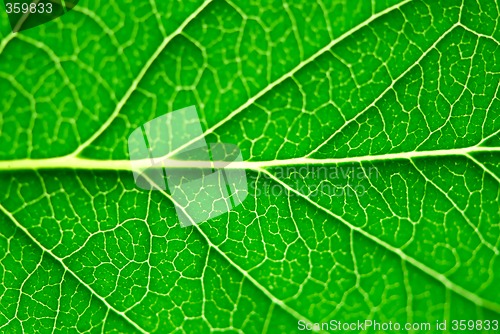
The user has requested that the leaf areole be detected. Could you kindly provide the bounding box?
[4,0,80,32]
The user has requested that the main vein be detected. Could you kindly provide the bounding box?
[0,146,498,171]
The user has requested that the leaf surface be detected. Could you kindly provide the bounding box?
[0,0,499,332]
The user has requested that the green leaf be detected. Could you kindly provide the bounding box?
[0,0,499,332]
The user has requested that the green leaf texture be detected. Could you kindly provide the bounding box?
[0,0,499,332]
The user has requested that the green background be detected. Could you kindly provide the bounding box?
[0,0,499,332]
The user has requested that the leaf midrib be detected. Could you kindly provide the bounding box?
[0,146,498,171]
